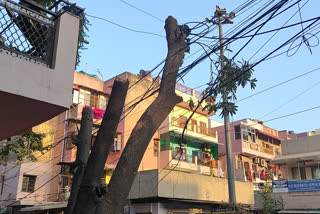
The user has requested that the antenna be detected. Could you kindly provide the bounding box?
[96,69,104,81]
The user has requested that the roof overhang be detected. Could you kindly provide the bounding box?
[20,202,67,212]
[271,151,320,165]
[256,129,284,141]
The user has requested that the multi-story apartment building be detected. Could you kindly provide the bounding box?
[0,0,81,141]
[0,71,160,213]
[267,134,320,211]
[1,72,255,213]
[279,128,320,140]
[214,119,283,184]
[159,83,219,176]
[128,85,254,214]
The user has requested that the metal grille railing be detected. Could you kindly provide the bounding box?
[0,0,55,66]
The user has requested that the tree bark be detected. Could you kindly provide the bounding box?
[95,16,189,214]
[65,107,93,214]
[72,78,129,214]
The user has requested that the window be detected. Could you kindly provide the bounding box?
[241,125,256,143]
[252,164,257,172]
[244,162,250,170]
[199,122,207,134]
[90,92,99,108]
[79,89,91,106]
[242,129,249,141]
[22,175,36,192]
[237,160,243,169]
[291,167,307,180]
[191,119,198,132]
[99,95,107,109]
[234,125,241,139]
[113,134,122,151]
[153,139,159,157]
[312,166,320,179]
[72,89,79,104]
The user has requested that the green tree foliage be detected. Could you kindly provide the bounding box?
[0,132,50,162]
[189,57,257,117]
[261,183,284,214]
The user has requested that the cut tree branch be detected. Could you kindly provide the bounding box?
[95,16,189,214]
[65,107,93,214]
[72,78,129,214]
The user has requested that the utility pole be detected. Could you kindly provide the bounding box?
[215,5,237,205]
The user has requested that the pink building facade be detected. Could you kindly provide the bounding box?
[214,119,284,185]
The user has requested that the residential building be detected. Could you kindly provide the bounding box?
[0,71,160,212]
[128,85,255,213]
[0,0,81,141]
[279,128,320,140]
[1,72,255,213]
[159,83,219,176]
[267,134,320,212]
[214,119,283,185]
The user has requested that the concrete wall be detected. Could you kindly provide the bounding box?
[0,12,79,109]
[0,12,80,140]
[281,134,320,155]
[254,190,320,210]
[129,169,254,205]
[73,72,105,93]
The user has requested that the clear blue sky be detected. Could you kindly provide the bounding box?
[75,0,320,133]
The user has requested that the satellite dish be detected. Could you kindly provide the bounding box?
[229,12,236,19]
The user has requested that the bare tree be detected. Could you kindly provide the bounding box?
[70,16,189,214]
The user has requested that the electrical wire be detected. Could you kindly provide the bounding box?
[119,0,164,23]
[85,14,165,38]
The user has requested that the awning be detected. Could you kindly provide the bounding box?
[256,129,284,141]
[20,202,67,211]
[271,151,320,165]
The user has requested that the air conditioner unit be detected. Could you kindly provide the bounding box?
[260,159,266,167]
[253,157,260,164]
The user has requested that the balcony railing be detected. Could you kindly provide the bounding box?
[242,141,281,157]
[250,143,259,151]
[0,0,57,66]
[171,116,217,138]
[176,83,192,95]
[262,147,274,155]
[171,151,215,167]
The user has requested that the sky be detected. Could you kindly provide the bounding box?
[74,0,320,133]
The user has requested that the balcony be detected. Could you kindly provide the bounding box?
[160,150,219,176]
[175,83,215,117]
[242,141,277,160]
[170,116,218,143]
[0,1,81,140]
[129,169,254,205]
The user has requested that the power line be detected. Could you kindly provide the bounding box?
[119,0,164,23]
[86,14,165,38]
[264,105,320,123]
[236,67,320,103]
[260,80,320,119]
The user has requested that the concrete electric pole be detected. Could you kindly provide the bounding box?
[214,5,237,205]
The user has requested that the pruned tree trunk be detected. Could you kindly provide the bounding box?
[95,16,189,214]
[72,78,129,214]
[65,107,93,214]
